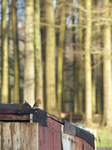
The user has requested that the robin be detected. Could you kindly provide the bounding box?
[33,99,41,108]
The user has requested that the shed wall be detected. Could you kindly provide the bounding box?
[0,121,94,150]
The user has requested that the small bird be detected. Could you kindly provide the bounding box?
[33,99,41,108]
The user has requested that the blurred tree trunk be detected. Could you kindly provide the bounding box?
[102,0,112,126]
[57,3,66,115]
[92,56,96,115]
[40,0,46,109]
[24,0,35,106]
[72,5,78,114]
[44,0,57,114]
[77,1,83,115]
[1,0,8,103]
[34,0,43,109]
[85,0,92,125]
[95,0,102,115]
[91,0,97,115]
[12,0,20,103]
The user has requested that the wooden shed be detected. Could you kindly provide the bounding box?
[0,103,95,150]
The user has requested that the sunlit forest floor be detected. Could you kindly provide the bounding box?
[95,128,112,149]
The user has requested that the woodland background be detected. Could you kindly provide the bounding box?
[0,0,112,127]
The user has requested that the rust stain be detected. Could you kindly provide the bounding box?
[84,140,94,150]
[39,117,62,150]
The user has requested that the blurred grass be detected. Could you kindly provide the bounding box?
[96,128,112,148]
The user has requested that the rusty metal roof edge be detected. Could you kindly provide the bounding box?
[0,103,31,114]
[47,113,64,124]
[63,120,95,149]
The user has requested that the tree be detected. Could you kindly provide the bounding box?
[12,0,20,103]
[1,0,8,103]
[44,0,57,114]
[24,0,35,106]
[34,0,44,109]
[77,1,83,115]
[85,0,92,125]
[57,2,66,115]
[102,0,112,126]
[92,0,102,115]
[72,5,78,114]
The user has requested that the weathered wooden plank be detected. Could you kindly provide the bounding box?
[0,122,39,149]
[1,123,12,150]
[21,123,39,150]
[10,123,21,149]
[0,114,30,121]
